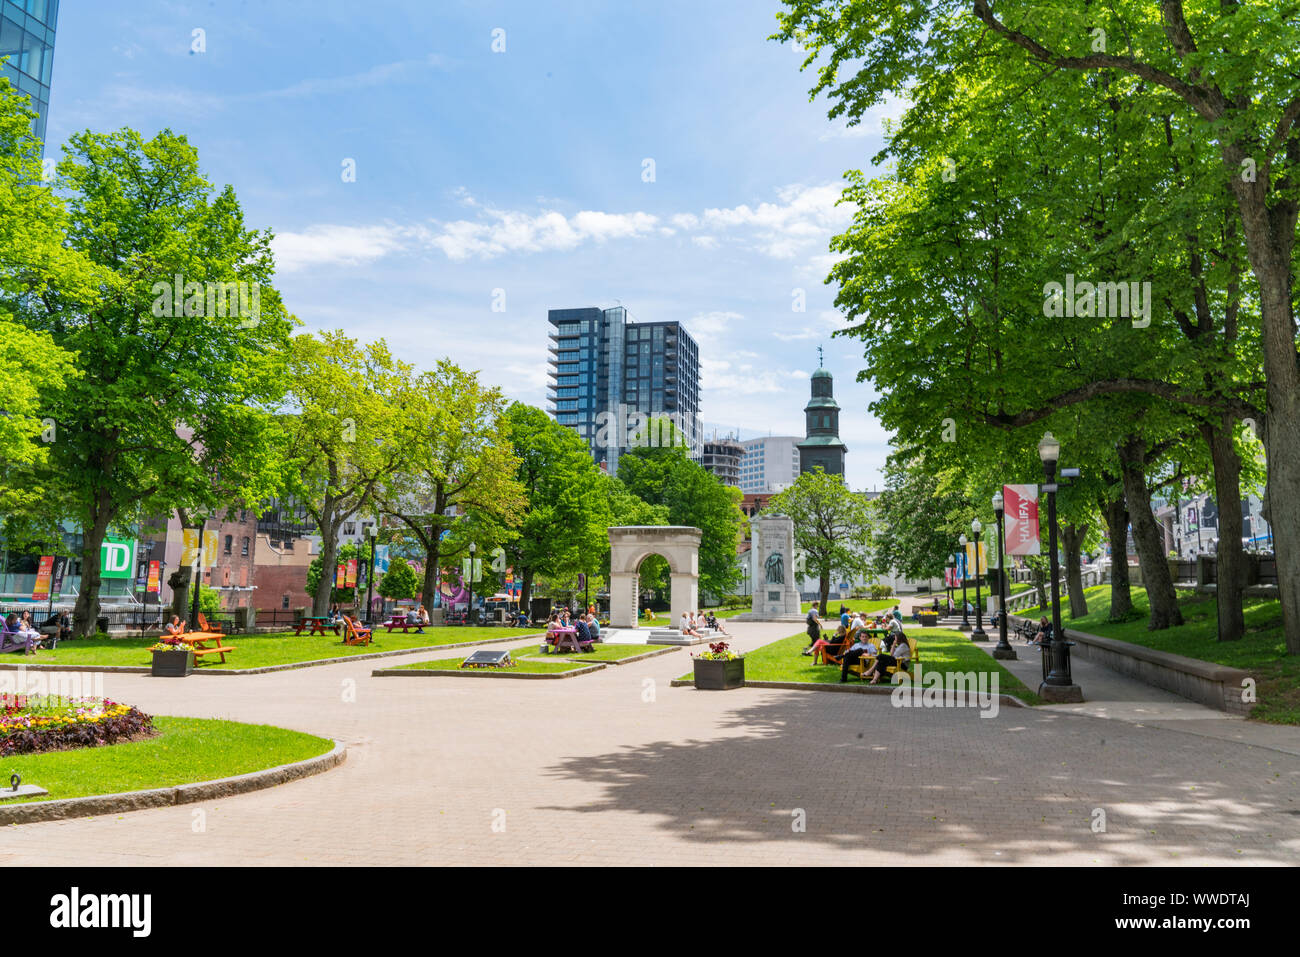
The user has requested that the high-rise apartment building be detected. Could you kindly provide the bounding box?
[702,435,744,488]
[547,306,700,474]
[738,435,801,493]
[0,0,59,147]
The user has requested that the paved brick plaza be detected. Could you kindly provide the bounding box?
[3,621,1297,866]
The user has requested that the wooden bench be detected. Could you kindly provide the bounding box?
[180,632,235,665]
[343,616,372,646]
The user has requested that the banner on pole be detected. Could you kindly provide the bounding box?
[345,559,358,588]
[32,556,55,600]
[1003,484,1041,556]
[147,560,161,594]
[965,541,988,576]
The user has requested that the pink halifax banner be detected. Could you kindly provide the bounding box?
[1003,484,1041,556]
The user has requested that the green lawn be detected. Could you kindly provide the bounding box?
[19,626,541,670]
[1021,585,1297,724]
[682,629,1041,704]
[3,717,333,804]
[801,599,898,616]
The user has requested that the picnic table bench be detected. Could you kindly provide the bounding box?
[382,614,426,633]
[545,626,593,654]
[295,615,341,636]
[180,632,235,665]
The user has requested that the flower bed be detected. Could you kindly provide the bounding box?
[0,695,155,756]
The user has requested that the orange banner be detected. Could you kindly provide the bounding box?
[32,555,54,601]
[146,560,161,594]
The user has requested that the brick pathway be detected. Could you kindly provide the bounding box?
[1,621,1297,866]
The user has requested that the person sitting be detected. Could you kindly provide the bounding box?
[892,605,903,623]
[861,631,912,684]
[573,615,593,649]
[705,611,729,635]
[679,612,699,637]
[585,613,601,641]
[838,632,881,683]
[545,613,561,642]
[1030,616,1052,646]
[164,615,185,636]
[807,624,848,663]
[1,614,35,653]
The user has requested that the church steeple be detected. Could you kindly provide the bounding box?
[796,355,848,477]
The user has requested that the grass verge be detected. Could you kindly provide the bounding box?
[1020,585,1297,723]
[3,717,333,803]
[17,626,540,670]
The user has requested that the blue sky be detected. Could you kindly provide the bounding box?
[45,0,898,490]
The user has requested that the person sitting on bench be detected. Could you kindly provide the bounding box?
[164,615,185,636]
[838,633,881,683]
[860,632,912,685]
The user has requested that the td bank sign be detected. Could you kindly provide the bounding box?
[100,537,137,579]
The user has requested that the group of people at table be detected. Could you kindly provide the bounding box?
[543,607,602,649]
[803,606,912,684]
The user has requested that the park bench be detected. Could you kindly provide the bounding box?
[196,612,226,635]
[343,616,372,646]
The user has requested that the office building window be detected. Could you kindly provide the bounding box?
[224,535,233,555]
[241,537,250,556]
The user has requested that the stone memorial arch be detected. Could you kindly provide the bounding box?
[608,526,702,628]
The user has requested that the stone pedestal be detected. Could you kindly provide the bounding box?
[748,516,802,619]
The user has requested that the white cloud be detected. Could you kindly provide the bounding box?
[272,224,412,272]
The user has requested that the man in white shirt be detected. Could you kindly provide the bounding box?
[838,633,880,683]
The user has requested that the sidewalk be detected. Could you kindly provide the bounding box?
[968,626,1300,757]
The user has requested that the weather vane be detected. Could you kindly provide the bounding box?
[817,345,824,368]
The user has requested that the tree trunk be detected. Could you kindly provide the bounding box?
[420,535,442,611]
[1031,560,1048,613]
[169,568,191,622]
[1203,417,1248,642]
[313,519,340,617]
[1229,181,1300,654]
[72,494,113,637]
[818,570,830,616]
[519,565,534,616]
[1100,493,1133,620]
[1061,523,1088,619]
[1118,438,1184,630]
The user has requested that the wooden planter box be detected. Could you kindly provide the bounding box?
[151,649,194,677]
[917,614,940,628]
[693,657,745,690]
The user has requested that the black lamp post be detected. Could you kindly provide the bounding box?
[970,518,987,640]
[991,490,1016,660]
[958,535,970,630]
[467,542,477,620]
[1037,431,1083,702]
[365,524,378,626]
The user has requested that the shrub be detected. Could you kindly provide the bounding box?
[869,584,894,601]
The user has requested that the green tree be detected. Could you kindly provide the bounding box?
[377,556,420,602]
[282,331,414,616]
[764,468,873,615]
[9,128,293,636]
[774,0,1300,649]
[502,403,611,611]
[376,360,525,610]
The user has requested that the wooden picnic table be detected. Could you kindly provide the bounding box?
[295,616,341,637]
[383,614,425,633]
[179,632,235,665]
[547,626,592,654]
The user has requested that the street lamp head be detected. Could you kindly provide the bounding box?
[959,534,968,546]
[992,490,1003,512]
[368,524,378,539]
[469,542,477,555]
[971,518,982,535]
[1038,431,1061,465]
